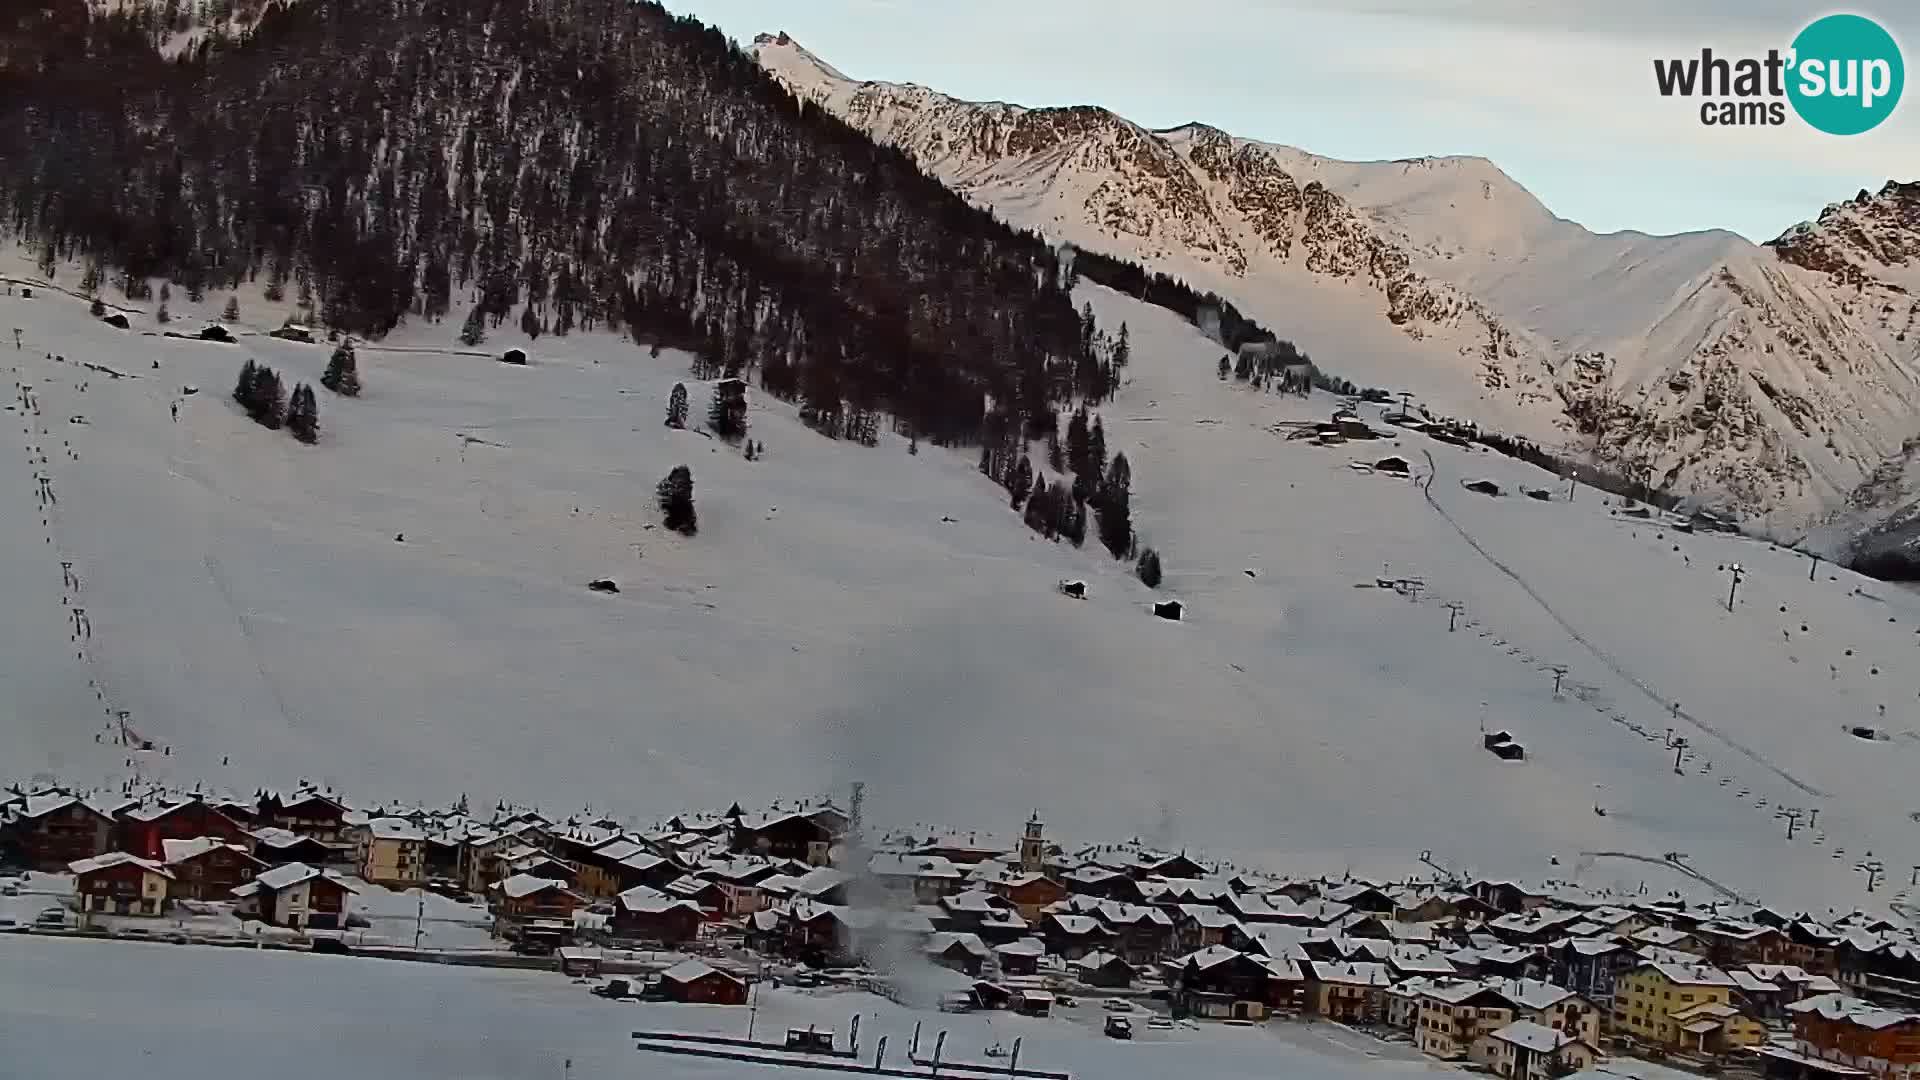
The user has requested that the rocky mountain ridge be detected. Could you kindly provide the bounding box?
[754,32,1920,535]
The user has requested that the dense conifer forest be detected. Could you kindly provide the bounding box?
[0,0,1115,445]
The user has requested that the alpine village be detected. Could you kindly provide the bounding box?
[5,777,1920,1080]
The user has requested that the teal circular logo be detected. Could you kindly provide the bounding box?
[1787,14,1904,135]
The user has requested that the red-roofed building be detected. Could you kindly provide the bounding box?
[117,798,251,860]
[657,959,748,1005]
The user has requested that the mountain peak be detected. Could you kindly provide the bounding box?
[751,31,852,86]
[1767,177,1920,293]
[752,39,1920,528]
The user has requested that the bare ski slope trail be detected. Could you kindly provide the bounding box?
[1576,850,1754,904]
[1418,449,1828,799]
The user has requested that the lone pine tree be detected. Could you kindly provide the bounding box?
[321,340,361,396]
[657,464,697,535]
[1135,547,1163,588]
[707,380,747,442]
[458,305,486,347]
[286,383,319,444]
[1010,457,1033,510]
[665,382,689,429]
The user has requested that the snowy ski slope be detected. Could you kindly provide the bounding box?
[3,270,1919,914]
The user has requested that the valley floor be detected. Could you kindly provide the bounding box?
[0,933,1452,1080]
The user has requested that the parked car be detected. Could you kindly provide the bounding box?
[1103,998,1134,1012]
[1,883,19,896]
[1104,1017,1134,1040]
[310,935,351,955]
[33,908,66,929]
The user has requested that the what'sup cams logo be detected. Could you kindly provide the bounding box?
[1654,13,1904,134]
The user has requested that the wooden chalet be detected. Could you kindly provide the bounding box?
[70,852,174,918]
[257,790,350,843]
[1073,951,1137,989]
[926,932,990,976]
[249,826,333,866]
[1171,946,1298,1020]
[657,959,748,1005]
[1695,920,1792,968]
[982,871,1069,920]
[0,792,116,870]
[161,836,267,901]
[611,886,705,945]
[117,797,251,860]
[994,938,1044,977]
[1041,913,1114,960]
[730,812,837,865]
[489,874,586,940]
[231,861,357,930]
[1785,993,1920,1079]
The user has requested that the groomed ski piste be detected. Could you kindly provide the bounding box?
[4,256,1919,918]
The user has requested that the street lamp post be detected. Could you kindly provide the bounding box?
[1723,563,1745,611]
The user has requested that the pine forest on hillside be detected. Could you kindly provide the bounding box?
[0,0,1120,446]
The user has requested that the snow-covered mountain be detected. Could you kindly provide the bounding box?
[754,33,1920,533]
[9,256,1920,913]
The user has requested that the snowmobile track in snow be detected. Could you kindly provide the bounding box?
[1419,450,1828,799]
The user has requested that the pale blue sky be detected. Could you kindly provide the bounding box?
[671,0,1918,241]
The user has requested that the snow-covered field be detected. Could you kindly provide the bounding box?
[0,934,1448,1080]
[4,266,1920,914]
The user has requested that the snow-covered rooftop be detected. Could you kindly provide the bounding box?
[69,852,171,877]
[1490,1019,1584,1053]
[497,873,571,900]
